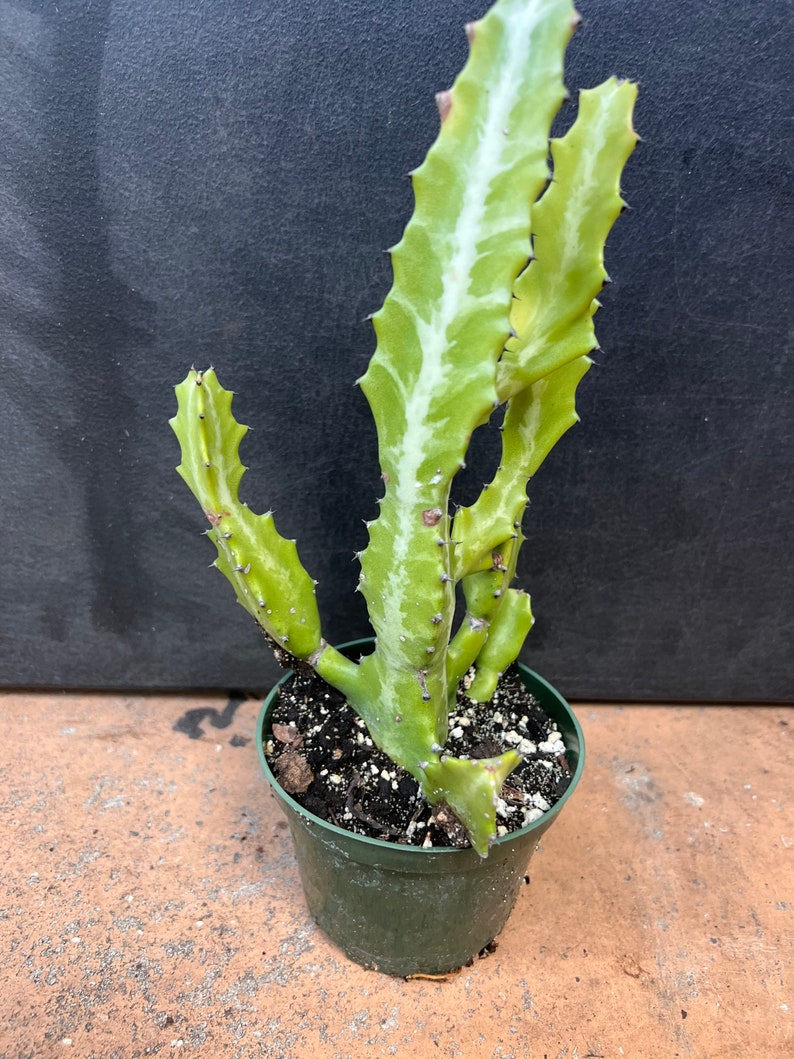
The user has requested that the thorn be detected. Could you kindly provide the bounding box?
[602,273,613,285]
[440,574,454,584]
[198,413,205,419]
[465,21,477,45]
[570,11,583,31]
[431,613,443,624]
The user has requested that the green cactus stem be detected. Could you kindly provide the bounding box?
[171,0,638,856]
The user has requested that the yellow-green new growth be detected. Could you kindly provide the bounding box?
[171,0,638,856]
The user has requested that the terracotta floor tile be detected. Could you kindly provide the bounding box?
[1,694,791,1058]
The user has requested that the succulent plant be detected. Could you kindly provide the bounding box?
[171,0,638,855]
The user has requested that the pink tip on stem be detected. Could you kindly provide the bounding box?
[435,90,452,124]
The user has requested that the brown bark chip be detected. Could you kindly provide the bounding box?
[274,751,313,794]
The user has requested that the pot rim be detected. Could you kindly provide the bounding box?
[256,645,585,859]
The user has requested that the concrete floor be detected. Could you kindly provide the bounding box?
[1,693,791,1059]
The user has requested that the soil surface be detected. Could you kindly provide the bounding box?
[264,664,573,849]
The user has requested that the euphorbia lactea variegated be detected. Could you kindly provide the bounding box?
[171,0,638,854]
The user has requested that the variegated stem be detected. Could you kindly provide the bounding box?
[354,0,577,854]
[448,79,638,692]
[497,76,639,399]
[171,371,340,666]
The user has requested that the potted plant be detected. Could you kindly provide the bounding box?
[171,0,637,976]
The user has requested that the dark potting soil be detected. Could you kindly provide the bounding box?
[263,664,573,849]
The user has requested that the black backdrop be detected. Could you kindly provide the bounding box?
[1,0,791,700]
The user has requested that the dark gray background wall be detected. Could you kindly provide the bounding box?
[1,0,791,700]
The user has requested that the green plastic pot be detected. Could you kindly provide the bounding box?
[256,650,584,977]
